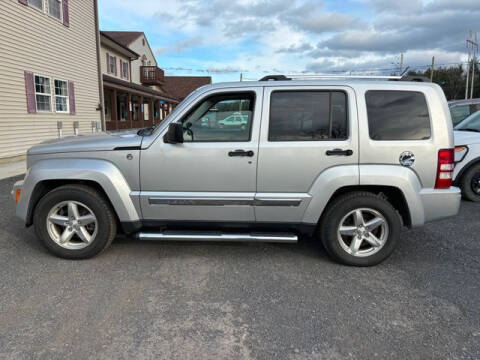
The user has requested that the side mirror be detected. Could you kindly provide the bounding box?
[163,123,184,144]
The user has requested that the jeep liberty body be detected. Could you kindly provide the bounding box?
[12,78,461,266]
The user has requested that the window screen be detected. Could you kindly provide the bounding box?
[269,91,348,141]
[366,90,431,140]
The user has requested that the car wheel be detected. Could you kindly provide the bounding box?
[33,184,117,259]
[460,163,480,202]
[319,192,401,266]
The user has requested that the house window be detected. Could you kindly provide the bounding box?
[121,60,129,79]
[48,0,62,20]
[29,0,44,10]
[35,75,51,112]
[108,54,116,74]
[54,79,68,113]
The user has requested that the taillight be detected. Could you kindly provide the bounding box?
[435,148,454,189]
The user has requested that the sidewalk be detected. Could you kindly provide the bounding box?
[0,161,26,180]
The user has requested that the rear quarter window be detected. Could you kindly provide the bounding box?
[366,90,431,141]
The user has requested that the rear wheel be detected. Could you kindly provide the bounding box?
[319,192,401,266]
[33,184,117,259]
[460,164,480,202]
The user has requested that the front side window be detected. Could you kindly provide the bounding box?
[35,75,51,112]
[181,93,254,142]
[366,90,431,141]
[54,79,68,112]
[269,91,348,141]
[29,0,44,10]
[48,0,62,20]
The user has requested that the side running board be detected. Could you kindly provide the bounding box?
[136,231,298,243]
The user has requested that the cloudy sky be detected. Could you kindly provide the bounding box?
[99,0,480,82]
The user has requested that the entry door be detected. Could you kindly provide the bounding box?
[255,86,359,224]
[139,88,262,222]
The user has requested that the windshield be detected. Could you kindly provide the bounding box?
[455,110,480,131]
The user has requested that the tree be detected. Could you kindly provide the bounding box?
[408,61,480,100]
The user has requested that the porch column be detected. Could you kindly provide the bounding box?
[140,96,144,122]
[127,93,132,128]
[150,98,154,122]
[111,89,118,130]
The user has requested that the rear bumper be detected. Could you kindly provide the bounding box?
[418,187,461,225]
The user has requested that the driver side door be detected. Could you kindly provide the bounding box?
[139,88,262,223]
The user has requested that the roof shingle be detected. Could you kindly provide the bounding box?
[162,76,212,101]
[102,31,144,47]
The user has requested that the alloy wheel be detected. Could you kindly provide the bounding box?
[46,201,98,250]
[337,208,389,257]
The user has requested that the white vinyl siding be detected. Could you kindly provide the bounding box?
[34,75,51,112]
[0,0,100,159]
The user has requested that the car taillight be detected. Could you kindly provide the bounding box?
[435,148,454,189]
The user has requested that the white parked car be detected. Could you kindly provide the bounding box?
[454,110,480,201]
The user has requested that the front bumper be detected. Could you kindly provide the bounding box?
[419,187,461,224]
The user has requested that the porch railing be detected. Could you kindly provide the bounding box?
[140,66,164,85]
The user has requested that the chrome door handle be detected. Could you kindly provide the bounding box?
[228,150,254,157]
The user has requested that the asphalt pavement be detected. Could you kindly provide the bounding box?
[0,175,479,359]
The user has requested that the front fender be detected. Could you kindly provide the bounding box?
[17,159,140,224]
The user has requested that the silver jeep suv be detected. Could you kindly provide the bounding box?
[12,77,461,266]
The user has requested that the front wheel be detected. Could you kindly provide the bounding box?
[319,192,401,266]
[33,184,117,259]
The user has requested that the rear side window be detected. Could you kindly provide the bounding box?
[450,105,471,126]
[366,90,431,140]
[269,91,348,141]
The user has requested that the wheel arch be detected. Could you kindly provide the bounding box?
[454,157,480,187]
[319,185,411,228]
[19,159,140,230]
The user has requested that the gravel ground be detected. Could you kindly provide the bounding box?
[0,175,479,360]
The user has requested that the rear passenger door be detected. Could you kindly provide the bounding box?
[358,87,437,188]
[255,86,359,223]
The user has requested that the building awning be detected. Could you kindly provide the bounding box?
[103,75,179,103]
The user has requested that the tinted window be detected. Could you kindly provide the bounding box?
[269,91,348,141]
[450,105,471,126]
[366,90,431,140]
[182,93,254,142]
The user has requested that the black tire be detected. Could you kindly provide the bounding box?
[319,192,401,266]
[460,164,480,202]
[33,184,117,259]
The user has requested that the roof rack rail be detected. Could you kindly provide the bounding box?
[259,74,403,81]
[259,75,292,81]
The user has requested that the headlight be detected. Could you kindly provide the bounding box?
[454,145,468,163]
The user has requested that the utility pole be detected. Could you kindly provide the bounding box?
[466,31,478,99]
[240,73,243,82]
[430,56,435,82]
[399,53,404,76]
[470,33,478,99]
